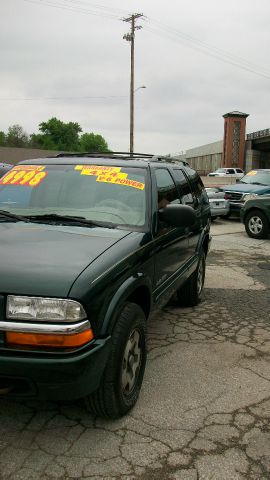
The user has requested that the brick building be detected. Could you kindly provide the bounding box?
[173,112,270,175]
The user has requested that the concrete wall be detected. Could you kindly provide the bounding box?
[0,147,62,165]
[173,140,223,175]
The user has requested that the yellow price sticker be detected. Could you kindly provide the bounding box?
[75,165,121,175]
[0,168,48,187]
[12,165,45,171]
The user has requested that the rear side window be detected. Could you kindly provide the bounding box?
[183,166,204,197]
[172,169,195,207]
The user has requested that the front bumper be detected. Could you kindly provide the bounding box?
[0,336,111,400]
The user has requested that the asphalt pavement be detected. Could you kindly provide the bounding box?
[1,218,270,480]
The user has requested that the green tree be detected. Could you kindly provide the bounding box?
[5,124,29,147]
[0,131,6,146]
[79,132,109,152]
[33,117,82,151]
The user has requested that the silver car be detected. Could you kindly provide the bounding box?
[205,187,230,219]
[208,167,244,178]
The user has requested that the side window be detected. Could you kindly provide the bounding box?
[172,169,195,207]
[227,169,235,174]
[184,167,204,198]
[154,168,180,209]
[236,169,243,173]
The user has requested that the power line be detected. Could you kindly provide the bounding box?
[63,0,130,16]
[21,0,121,19]
[0,95,128,101]
[143,17,270,81]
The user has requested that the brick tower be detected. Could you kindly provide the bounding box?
[222,111,249,169]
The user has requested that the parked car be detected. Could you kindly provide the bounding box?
[205,187,230,219]
[240,196,270,239]
[208,167,244,178]
[221,169,270,217]
[0,153,211,418]
[0,163,12,178]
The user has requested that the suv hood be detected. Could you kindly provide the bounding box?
[222,184,270,194]
[0,222,130,297]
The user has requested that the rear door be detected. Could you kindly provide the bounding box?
[172,167,210,254]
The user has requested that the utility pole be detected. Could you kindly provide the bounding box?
[123,13,143,155]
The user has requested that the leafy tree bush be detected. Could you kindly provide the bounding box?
[5,125,29,148]
[79,132,109,152]
[1,118,110,153]
[0,131,6,146]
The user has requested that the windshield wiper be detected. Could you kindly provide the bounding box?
[250,182,267,186]
[0,209,30,222]
[26,213,117,229]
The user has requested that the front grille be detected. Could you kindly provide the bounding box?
[224,191,243,202]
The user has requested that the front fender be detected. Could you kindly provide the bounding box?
[100,274,152,335]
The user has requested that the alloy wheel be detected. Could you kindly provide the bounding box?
[248,216,263,235]
[121,329,142,395]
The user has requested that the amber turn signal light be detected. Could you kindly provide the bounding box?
[5,329,94,348]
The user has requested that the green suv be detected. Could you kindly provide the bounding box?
[240,196,270,239]
[0,153,211,418]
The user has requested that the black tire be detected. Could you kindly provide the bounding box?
[244,209,269,239]
[177,251,206,307]
[86,303,147,419]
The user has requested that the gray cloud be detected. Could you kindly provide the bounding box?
[0,0,269,155]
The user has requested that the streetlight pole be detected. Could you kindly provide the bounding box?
[123,13,143,155]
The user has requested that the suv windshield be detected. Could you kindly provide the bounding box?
[0,164,147,230]
[240,171,270,186]
[215,169,227,173]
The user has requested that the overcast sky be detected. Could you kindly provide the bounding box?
[1,0,270,155]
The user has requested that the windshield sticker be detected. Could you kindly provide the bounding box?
[247,170,257,176]
[75,165,145,190]
[0,168,48,187]
[11,165,45,172]
[75,165,121,175]
[97,173,145,190]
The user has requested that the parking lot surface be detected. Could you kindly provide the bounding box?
[1,218,270,480]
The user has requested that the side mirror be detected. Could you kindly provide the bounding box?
[158,204,196,228]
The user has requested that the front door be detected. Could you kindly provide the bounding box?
[152,168,190,306]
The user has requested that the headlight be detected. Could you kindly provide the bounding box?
[6,296,87,322]
[243,193,258,202]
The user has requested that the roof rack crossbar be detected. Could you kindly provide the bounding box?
[53,151,155,159]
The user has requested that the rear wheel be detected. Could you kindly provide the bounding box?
[244,210,269,239]
[177,251,206,307]
[86,303,147,419]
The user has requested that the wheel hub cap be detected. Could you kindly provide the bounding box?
[122,329,141,395]
[249,216,263,234]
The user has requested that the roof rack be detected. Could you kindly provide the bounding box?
[53,151,155,159]
[50,151,189,165]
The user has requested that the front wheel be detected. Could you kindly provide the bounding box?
[86,303,147,419]
[244,210,269,239]
[177,251,206,307]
